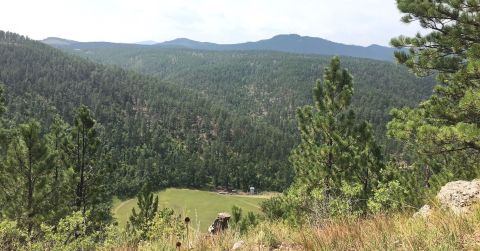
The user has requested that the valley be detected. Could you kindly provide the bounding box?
[0,1,478,249]
[49,41,435,153]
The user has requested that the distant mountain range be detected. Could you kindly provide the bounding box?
[42,34,397,61]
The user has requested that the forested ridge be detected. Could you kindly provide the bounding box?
[0,0,479,249]
[1,31,437,201]
[0,31,293,197]
[54,46,436,152]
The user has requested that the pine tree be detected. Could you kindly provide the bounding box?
[1,120,53,233]
[289,57,383,215]
[72,105,99,215]
[350,121,384,211]
[389,0,480,190]
[291,57,355,195]
[70,105,113,228]
[128,187,159,237]
[45,116,74,224]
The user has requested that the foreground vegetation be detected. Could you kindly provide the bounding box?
[187,206,480,251]
[199,206,480,251]
[2,204,479,250]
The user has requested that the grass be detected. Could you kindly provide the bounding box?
[109,191,480,250]
[292,207,480,250]
[185,207,480,250]
[125,206,480,250]
[112,188,266,231]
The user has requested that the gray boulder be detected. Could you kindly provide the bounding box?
[436,179,480,214]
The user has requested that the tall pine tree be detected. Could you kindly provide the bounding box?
[289,57,383,215]
[45,116,74,224]
[389,0,480,191]
[70,105,112,226]
[1,120,54,233]
[72,105,99,215]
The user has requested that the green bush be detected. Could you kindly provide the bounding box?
[0,220,26,250]
[231,205,260,234]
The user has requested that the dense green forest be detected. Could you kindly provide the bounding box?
[0,0,478,249]
[0,31,437,202]
[53,46,436,152]
[0,31,293,197]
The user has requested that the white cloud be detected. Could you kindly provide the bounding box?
[0,0,422,46]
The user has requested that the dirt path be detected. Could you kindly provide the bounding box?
[113,199,134,217]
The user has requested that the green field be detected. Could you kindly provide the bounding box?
[112,188,267,231]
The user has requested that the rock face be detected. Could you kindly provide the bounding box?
[436,180,480,214]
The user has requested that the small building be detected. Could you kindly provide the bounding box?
[249,186,255,195]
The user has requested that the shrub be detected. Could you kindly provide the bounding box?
[0,220,26,250]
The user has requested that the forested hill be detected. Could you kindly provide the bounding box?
[52,45,436,152]
[42,34,396,61]
[0,31,294,196]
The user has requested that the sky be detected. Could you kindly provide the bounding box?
[0,0,422,46]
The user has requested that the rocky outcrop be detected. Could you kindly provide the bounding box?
[436,179,480,214]
[413,179,480,217]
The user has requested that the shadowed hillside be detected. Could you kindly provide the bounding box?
[52,44,435,152]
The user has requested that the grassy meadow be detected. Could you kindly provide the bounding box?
[112,188,267,231]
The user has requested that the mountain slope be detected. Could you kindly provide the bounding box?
[42,34,397,61]
[0,31,293,196]
[51,44,435,153]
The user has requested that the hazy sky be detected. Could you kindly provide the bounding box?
[1,0,422,46]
